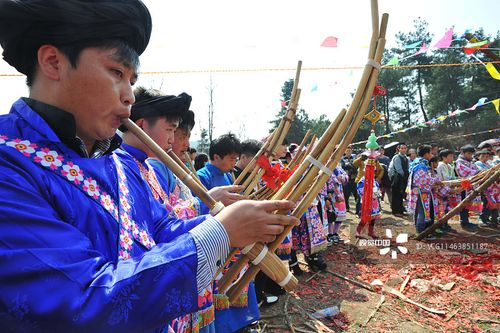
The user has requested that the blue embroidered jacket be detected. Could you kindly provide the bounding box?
[0,99,226,332]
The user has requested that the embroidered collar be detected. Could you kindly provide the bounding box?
[22,97,121,158]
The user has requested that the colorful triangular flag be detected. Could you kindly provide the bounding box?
[433,28,454,49]
[415,43,428,55]
[492,99,500,114]
[321,36,338,47]
[386,56,399,66]
[476,97,488,107]
[404,41,422,49]
[463,42,491,55]
[485,63,500,80]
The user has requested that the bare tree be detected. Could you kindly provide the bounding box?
[207,76,215,144]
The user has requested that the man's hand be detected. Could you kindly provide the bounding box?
[215,200,299,247]
[208,185,245,206]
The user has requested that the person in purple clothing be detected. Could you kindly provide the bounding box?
[0,1,298,332]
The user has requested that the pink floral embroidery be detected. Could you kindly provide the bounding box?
[61,162,84,184]
[119,183,129,196]
[119,196,131,212]
[131,222,140,238]
[117,167,126,181]
[0,135,7,144]
[120,212,132,230]
[119,229,133,250]
[139,230,150,247]
[119,249,131,260]
[83,178,100,199]
[6,139,37,156]
[100,192,115,212]
[34,148,64,170]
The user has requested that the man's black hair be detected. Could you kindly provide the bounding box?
[189,147,197,154]
[194,153,209,171]
[209,133,241,160]
[429,156,439,164]
[438,149,454,160]
[240,139,261,157]
[417,144,432,157]
[27,39,140,87]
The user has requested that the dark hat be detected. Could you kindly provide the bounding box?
[0,0,152,75]
[476,149,491,155]
[130,92,192,122]
[178,110,196,131]
[460,144,475,153]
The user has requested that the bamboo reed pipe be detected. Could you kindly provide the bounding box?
[241,165,260,190]
[286,132,310,171]
[219,111,346,292]
[184,151,198,175]
[234,134,273,185]
[235,61,302,185]
[122,118,218,210]
[266,62,302,153]
[167,149,205,190]
[240,89,302,194]
[225,12,389,300]
[271,109,346,201]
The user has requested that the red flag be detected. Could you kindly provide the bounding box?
[463,42,491,55]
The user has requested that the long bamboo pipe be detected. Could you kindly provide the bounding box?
[224,6,388,300]
[122,118,222,214]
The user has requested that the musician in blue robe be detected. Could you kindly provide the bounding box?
[0,1,298,332]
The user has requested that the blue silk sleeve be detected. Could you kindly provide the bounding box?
[0,153,199,332]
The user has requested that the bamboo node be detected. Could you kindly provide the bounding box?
[209,201,225,216]
[250,245,268,265]
[305,155,333,176]
[278,271,294,287]
[367,59,381,70]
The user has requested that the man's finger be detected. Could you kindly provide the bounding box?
[260,234,277,243]
[227,193,244,201]
[224,185,244,193]
[258,200,295,213]
[266,213,299,226]
[263,224,285,235]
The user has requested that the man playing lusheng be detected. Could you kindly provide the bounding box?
[0,1,298,331]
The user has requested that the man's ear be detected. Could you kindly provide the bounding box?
[37,45,65,81]
[135,118,145,129]
[213,154,221,161]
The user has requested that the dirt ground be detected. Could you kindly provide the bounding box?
[258,199,499,333]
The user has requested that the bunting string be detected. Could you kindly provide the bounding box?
[1,61,500,77]
[351,97,499,145]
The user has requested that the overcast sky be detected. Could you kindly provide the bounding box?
[0,0,498,142]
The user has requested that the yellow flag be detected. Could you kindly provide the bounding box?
[492,99,500,114]
[436,115,447,121]
[485,63,500,80]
